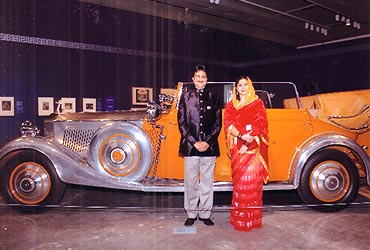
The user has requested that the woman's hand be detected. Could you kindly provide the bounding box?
[241,131,254,143]
[239,144,248,154]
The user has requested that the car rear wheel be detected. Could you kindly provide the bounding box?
[1,150,65,213]
[297,148,359,212]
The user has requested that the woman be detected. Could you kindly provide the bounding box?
[224,76,269,231]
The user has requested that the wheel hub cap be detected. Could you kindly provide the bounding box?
[19,177,35,193]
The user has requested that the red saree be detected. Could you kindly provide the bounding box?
[224,98,269,231]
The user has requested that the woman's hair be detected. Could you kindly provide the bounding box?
[193,64,207,75]
[234,75,249,100]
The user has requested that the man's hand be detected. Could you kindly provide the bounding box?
[194,141,209,152]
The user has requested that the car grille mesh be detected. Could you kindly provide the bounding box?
[143,126,161,154]
[142,125,163,177]
[62,127,96,157]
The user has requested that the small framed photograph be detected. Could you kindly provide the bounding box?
[82,98,96,112]
[132,87,153,106]
[38,97,54,116]
[61,97,76,113]
[0,97,14,116]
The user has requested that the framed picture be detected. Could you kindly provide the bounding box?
[82,98,96,112]
[0,97,14,116]
[132,87,153,106]
[160,88,176,96]
[61,97,76,113]
[38,97,54,116]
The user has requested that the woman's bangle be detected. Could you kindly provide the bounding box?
[237,133,243,140]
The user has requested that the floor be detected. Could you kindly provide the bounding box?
[1,186,370,250]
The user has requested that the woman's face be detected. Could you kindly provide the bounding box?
[236,78,248,96]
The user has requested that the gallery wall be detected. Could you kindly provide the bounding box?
[0,0,369,147]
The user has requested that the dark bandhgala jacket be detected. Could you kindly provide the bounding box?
[177,86,222,157]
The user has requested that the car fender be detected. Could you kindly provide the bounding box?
[0,136,118,188]
[290,132,370,187]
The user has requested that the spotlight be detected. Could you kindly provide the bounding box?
[305,22,309,29]
[346,18,351,26]
[335,14,340,22]
[310,24,314,31]
[316,26,320,32]
[341,16,346,22]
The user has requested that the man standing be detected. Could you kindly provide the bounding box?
[177,64,222,226]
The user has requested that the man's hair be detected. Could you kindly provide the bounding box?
[193,64,206,75]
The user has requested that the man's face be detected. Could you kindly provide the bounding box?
[192,70,207,89]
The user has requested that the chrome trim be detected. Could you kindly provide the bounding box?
[176,82,184,110]
[327,105,369,131]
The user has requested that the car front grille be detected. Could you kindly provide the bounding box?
[62,127,97,157]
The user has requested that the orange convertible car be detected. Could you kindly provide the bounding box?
[1,81,369,211]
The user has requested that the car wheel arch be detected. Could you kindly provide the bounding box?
[290,133,368,188]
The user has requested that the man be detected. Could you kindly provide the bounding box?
[177,64,222,226]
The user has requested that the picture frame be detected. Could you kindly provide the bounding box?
[61,97,76,113]
[38,97,54,116]
[0,97,14,116]
[82,98,96,112]
[132,87,153,106]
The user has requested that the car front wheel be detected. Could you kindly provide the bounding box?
[1,150,65,212]
[297,148,359,212]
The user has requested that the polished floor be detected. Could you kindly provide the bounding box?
[1,186,370,250]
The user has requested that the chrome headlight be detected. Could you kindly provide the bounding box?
[146,101,162,124]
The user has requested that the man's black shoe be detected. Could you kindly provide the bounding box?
[199,218,214,226]
[184,218,196,226]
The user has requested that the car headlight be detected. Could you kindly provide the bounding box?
[146,101,162,124]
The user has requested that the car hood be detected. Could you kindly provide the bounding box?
[48,110,147,122]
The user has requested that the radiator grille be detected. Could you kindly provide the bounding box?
[143,126,161,154]
[62,127,96,157]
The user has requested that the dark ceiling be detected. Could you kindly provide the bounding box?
[80,0,370,48]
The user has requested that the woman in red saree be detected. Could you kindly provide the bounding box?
[224,76,269,231]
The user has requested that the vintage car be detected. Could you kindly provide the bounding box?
[0,81,370,212]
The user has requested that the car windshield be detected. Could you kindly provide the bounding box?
[179,81,300,109]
